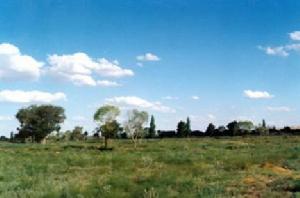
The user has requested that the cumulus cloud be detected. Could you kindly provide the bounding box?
[0,43,43,81]
[289,31,300,41]
[47,52,133,86]
[191,96,200,100]
[285,43,300,52]
[259,30,300,57]
[244,90,274,99]
[0,90,66,103]
[105,96,175,113]
[258,46,289,57]
[267,106,292,112]
[97,80,121,87]
[136,53,160,61]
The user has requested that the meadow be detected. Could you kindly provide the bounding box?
[0,136,299,198]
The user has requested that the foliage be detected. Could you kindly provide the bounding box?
[124,109,149,148]
[257,119,269,135]
[186,117,191,135]
[70,126,84,141]
[205,123,216,136]
[94,105,120,149]
[177,120,188,137]
[227,121,239,136]
[15,105,65,143]
[100,120,120,148]
[94,105,120,124]
[148,115,156,138]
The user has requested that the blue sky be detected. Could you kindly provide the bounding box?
[0,0,300,136]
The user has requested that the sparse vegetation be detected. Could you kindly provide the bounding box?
[0,137,300,197]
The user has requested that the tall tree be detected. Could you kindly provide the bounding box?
[16,105,65,143]
[124,109,149,148]
[94,105,120,149]
[205,123,215,136]
[70,126,84,141]
[257,119,269,135]
[227,121,239,136]
[177,120,187,137]
[238,121,254,135]
[186,117,191,135]
[262,119,266,128]
[149,115,156,138]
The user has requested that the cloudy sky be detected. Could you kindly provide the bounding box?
[0,0,300,136]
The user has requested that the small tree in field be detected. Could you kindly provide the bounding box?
[70,126,84,141]
[94,105,120,149]
[124,109,149,149]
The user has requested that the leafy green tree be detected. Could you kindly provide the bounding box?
[70,126,84,141]
[257,119,269,135]
[177,120,187,137]
[16,105,65,143]
[61,130,72,141]
[205,123,215,136]
[186,117,191,135]
[227,121,239,136]
[262,119,266,128]
[94,105,120,149]
[148,115,156,138]
[124,109,149,148]
[238,121,254,135]
[100,120,120,148]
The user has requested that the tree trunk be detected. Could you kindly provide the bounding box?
[104,137,108,149]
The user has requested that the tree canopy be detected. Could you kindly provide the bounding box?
[124,109,149,148]
[94,105,120,124]
[15,105,65,143]
[94,105,120,149]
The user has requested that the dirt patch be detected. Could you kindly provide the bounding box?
[243,175,273,186]
[261,163,292,176]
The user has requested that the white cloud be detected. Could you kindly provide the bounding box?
[105,96,175,113]
[97,80,121,87]
[267,106,292,112]
[0,116,14,121]
[136,53,160,61]
[162,96,179,100]
[244,90,274,99]
[258,46,289,57]
[0,43,44,81]
[96,58,134,77]
[192,96,200,100]
[0,90,66,103]
[285,43,300,52]
[47,52,133,86]
[289,31,300,41]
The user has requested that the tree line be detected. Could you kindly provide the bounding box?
[6,104,300,149]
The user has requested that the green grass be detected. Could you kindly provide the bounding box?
[0,136,300,197]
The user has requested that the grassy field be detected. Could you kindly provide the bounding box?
[0,137,300,197]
